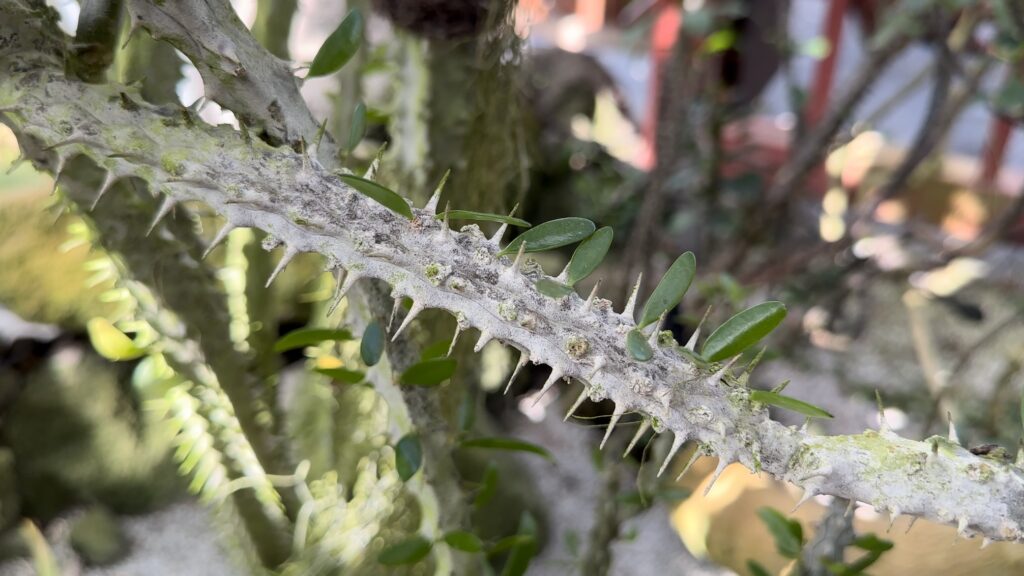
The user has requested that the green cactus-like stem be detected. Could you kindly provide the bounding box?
[3,1,1024,547]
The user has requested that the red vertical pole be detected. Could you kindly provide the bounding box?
[806,0,849,126]
[639,1,681,169]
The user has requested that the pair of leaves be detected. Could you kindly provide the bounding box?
[757,507,803,559]
[400,357,456,386]
[500,217,595,256]
[529,223,609,297]
[308,10,363,77]
[274,327,353,353]
[750,390,833,419]
[702,301,786,362]
[460,437,553,460]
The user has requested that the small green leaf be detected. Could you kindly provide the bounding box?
[639,251,696,328]
[626,329,653,362]
[377,536,432,566]
[360,321,385,366]
[747,560,772,576]
[395,434,422,481]
[457,388,476,432]
[347,101,366,151]
[499,217,595,256]
[535,278,574,298]
[701,301,787,362]
[421,339,453,360]
[487,535,535,556]
[474,463,498,509]
[851,533,893,553]
[339,174,413,220]
[460,437,553,460]
[308,9,363,77]
[437,210,531,228]
[314,367,365,384]
[502,512,538,576]
[565,226,613,286]
[750,390,833,419]
[87,318,145,361]
[274,328,353,353]
[400,357,457,386]
[443,531,483,553]
[757,507,803,559]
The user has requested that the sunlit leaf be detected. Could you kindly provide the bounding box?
[443,531,483,553]
[626,329,653,362]
[757,507,803,559]
[437,210,531,228]
[535,278,574,298]
[308,9,363,77]
[339,174,413,220]
[565,226,613,286]
[639,251,696,328]
[314,367,365,384]
[395,434,422,481]
[360,321,385,366]
[701,301,786,362]
[499,217,595,256]
[347,101,366,151]
[274,328,353,352]
[87,318,144,361]
[400,357,456,386]
[460,437,553,460]
[377,536,432,566]
[750,390,833,419]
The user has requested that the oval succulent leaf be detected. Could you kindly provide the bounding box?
[750,390,833,419]
[338,174,413,220]
[360,321,385,366]
[460,437,553,460]
[395,434,422,481]
[701,301,786,362]
[347,101,366,151]
[437,209,531,228]
[400,357,456,386]
[87,318,144,361]
[308,9,364,77]
[443,531,483,553]
[535,278,574,298]
[377,536,432,566]
[274,328,353,352]
[499,217,595,256]
[626,329,653,362]
[314,367,365,384]
[639,251,695,328]
[756,507,804,559]
[565,226,613,286]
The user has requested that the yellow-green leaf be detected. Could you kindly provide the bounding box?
[443,531,483,553]
[499,217,595,256]
[86,318,144,361]
[750,390,833,419]
[626,329,652,362]
[702,301,786,362]
[339,174,413,220]
[400,357,456,386]
[395,434,422,481]
[565,226,613,286]
[437,210,531,228]
[274,328,353,352]
[639,251,695,328]
[360,321,385,366]
[378,536,432,566]
[308,9,363,77]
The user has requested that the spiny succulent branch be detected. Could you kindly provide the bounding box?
[4,2,1024,547]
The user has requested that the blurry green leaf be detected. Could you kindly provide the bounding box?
[535,278,574,298]
[339,174,413,220]
[395,434,422,481]
[757,507,803,559]
[400,358,456,386]
[487,535,535,556]
[851,533,893,552]
[461,437,552,460]
[347,101,366,151]
[308,9,363,77]
[314,367,365,384]
[378,536,432,566]
[801,36,832,59]
[444,531,483,553]
[437,210,531,228]
[703,29,737,53]
[20,521,60,576]
[639,251,696,328]
[87,318,144,361]
[747,560,772,576]
[750,390,833,419]
[702,301,786,362]
[502,512,538,576]
[360,321,384,366]
[500,217,595,256]
[421,338,453,360]
[474,463,499,509]
[565,226,613,286]
[457,388,476,433]
[626,329,653,362]
[274,328,353,352]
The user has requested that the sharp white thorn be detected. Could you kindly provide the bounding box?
[583,279,602,311]
[600,404,626,450]
[532,368,563,407]
[439,203,451,239]
[202,223,235,260]
[473,331,492,353]
[657,432,686,478]
[685,306,712,351]
[424,170,449,214]
[958,517,969,537]
[792,487,817,512]
[146,195,176,236]
[948,413,960,445]
[588,356,606,380]
[490,223,509,247]
[391,302,424,342]
[563,387,588,421]
[982,538,993,549]
[327,269,355,316]
[905,515,918,533]
[675,446,703,481]
[710,356,740,386]
[362,157,380,180]
[507,241,527,274]
[505,351,529,395]
[388,298,403,331]
[648,311,667,346]
[624,420,651,457]
[621,273,643,320]
[265,246,297,288]
[888,508,901,532]
[703,459,729,496]
[447,325,462,357]
[90,171,117,211]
